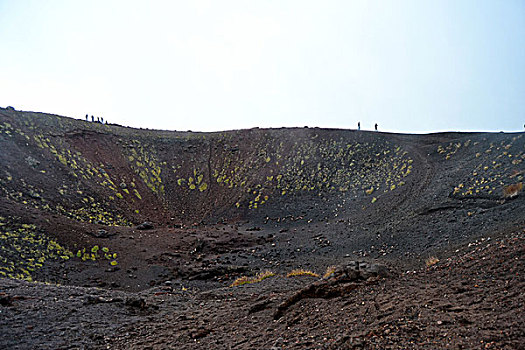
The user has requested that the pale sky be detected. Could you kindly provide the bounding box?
[0,0,524,133]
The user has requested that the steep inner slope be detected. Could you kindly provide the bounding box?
[0,110,415,224]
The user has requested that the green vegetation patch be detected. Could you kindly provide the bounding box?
[55,203,131,226]
[446,136,524,198]
[0,223,73,281]
[125,140,165,196]
[268,138,413,203]
[75,245,118,265]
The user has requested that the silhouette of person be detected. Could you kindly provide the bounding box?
[91,115,94,122]
[101,117,104,124]
[85,114,88,121]
[375,123,378,131]
[97,117,100,123]
[358,122,360,131]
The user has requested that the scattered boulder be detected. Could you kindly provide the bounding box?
[89,229,115,238]
[136,222,154,230]
[190,327,211,339]
[25,156,40,168]
[324,261,392,280]
[364,262,391,278]
[274,261,392,320]
[186,265,247,281]
[190,239,205,255]
[0,293,13,306]
[248,299,274,314]
[84,295,122,305]
[125,297,147,309]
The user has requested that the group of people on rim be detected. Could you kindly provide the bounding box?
[357,122,378,131]
[85,114,105,124]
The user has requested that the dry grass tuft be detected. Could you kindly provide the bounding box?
[503,182,523,198]
[425,256,439,267]
[230,276,250,287]
[255,270,276,282]
[230,270,275,287]
[323,265,337,279]
[286,269,319,278]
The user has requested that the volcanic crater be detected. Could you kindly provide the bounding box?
[0,107,523,349]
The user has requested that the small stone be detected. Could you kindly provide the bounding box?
[84,295,104,305]
[0,293,13,306]
[125,297,146,309]
[89,229,115,238]
[25,156,40,168]
[190,328,210,339]
[136,222,154,230]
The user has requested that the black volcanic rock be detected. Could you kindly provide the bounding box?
[136,222,154,230]
[89,229,115,238]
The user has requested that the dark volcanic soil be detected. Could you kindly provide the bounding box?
[0,107,524,349]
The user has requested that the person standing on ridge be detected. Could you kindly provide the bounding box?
[358,122,360,131]
[375,123,378,131]
[91,115,94,122]
[85,114,88,121]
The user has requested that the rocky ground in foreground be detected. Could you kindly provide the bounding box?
[1,229,523,349]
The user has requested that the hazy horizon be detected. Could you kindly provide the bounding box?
[1,1,524,133]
